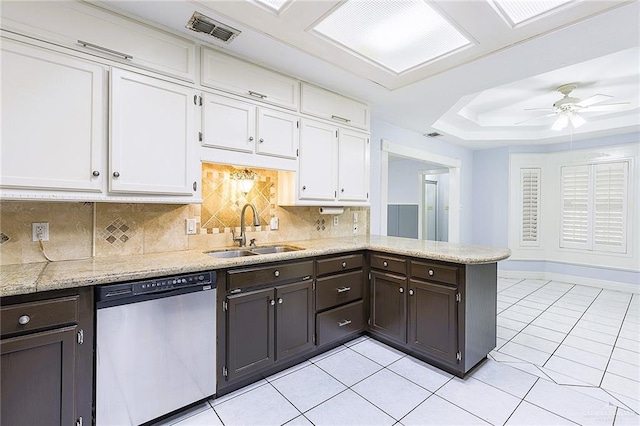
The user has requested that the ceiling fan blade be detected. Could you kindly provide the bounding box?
[581,102,631,112]
[515,113,556,125]
[576,94,612,108]
[524,107,554,111]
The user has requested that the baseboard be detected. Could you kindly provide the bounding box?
[498,269,639,294]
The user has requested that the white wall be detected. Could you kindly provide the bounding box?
[370,119,475,243]
[388,159,425,204]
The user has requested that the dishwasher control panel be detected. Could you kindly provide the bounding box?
[132,272,214,295]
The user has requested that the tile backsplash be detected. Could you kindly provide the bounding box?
[0,163,369,265]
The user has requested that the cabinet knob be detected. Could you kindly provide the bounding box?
[302,186,306,191]
[399,287,404,293]
[342,262,347,268]
[18,315,30,325]
[113,171,120,178]
[249,136,254,141]
[270,299,275,306]
[341,188,344,193]
[92,171,100,177]
[409,289,414,296]
[383,261,388,267]
[259,138,264,143]
[193,182,198,191]
[428,269,434,276]
[278,298,283,304]
[274,270,280,277]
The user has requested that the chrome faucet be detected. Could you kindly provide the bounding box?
[233,203,260,247]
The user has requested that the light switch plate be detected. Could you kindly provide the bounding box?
[270,217,279,230]
[353,212,358,223]
[185,219,197,235]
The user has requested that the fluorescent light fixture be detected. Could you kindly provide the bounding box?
[252,0,288,12]
[312,0,471,74]
[492,0,574,26]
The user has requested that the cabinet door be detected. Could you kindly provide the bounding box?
[1,326,77,426]
[257,108,299,159]
[202,93,256,153]
[202,48,299,110]
[338,129,370,202]
[370,271,407,343]
[226,288,275,382]
[298,120,337,201]
[275,280,314,360]
[0,40,105,192]
[301,83,369,129]
[110,68,197,195]
[409,280,458,364]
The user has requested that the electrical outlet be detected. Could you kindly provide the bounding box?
[32,222,49,241]
[353,224,358,234]
[185,219,197,235]
[333,216,339,226]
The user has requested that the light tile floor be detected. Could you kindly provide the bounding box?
[158,278,639,426]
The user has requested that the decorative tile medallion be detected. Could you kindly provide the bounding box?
[99,219,136,247]
[0,232,10,245]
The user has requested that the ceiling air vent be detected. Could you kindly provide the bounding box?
[186,12,241,43]
[424,132,443,138]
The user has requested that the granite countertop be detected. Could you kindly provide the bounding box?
[0,236,510,297]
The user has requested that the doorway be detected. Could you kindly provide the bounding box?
[424,180,438,240]
[380,139,461,243]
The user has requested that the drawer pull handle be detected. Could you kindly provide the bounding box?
[342,262,347,268]
[399,287,404,293]
[274,270,280,277]
[428,269,435,276]
[331,115,351,123]
[338,319,352,327]
[383,261,388,267]
[270,299,275,306]
[18,315,30,325]
[248,90,267,99]
[278,298,283,304]
[337,286,351,293]
[409,289,415,296]
[77,40,133,60]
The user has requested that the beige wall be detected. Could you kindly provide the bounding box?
[0,164,369,265]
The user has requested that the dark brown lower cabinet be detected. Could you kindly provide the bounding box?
[370,271,407,343]
[1,326,77,426]
[408,280,458,364]
[226,280,313,382]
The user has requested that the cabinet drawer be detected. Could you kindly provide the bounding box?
[410,261,459,286]
[1,1,195,81]
[1,296,79,336]
[316,254,364,276]
[202,48,299,110]
[316,270,363,311]
[227,261,314,291]
[317,300,365,346]
[370,254,406,275]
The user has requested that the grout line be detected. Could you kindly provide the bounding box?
[600,293,635,388]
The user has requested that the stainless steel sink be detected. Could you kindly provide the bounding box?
[249,245,305,254]
[205,249,258,258]
[205,245,304,258]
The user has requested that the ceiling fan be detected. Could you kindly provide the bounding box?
[517,83,630,131]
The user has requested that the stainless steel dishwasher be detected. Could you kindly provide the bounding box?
[95,271,216,426]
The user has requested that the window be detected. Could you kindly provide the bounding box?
[560,161,629,253]
[520,168,541,246]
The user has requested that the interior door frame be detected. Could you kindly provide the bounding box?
[381,139,461,243]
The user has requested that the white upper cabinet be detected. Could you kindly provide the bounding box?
[338,129,370,202]
[202,93,299,160]
[202,93,256,153]
[0,1,196,81]
[201,48,299,111]
[256,108,299,159]
[301,83,369,130]
[0,39,105,193]
[297,120,338,201]
[110,69,198,197]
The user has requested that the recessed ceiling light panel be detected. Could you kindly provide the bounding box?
[252,0,289,13]
[492,0,575,26]
[311,0,472,74]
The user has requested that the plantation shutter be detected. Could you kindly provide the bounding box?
[520,168,541,246]
[560,165,590,249]
[593,162,628,253]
